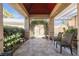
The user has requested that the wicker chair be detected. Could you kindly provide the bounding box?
[60,32,74,55]
[54,32,63,48]
[72,29,77,54]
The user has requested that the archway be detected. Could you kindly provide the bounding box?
[30,20,48,38]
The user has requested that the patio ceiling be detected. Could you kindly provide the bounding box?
[54,4,77,20]
[23,3,56,14]
[50,3,70,18]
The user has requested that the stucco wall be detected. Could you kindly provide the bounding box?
[0,3,3,53]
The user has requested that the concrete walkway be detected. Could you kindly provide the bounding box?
[13,38,76,56]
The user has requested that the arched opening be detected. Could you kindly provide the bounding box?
[30,20,48,38]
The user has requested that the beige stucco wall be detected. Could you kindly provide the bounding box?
[68,16,77,28]
[0,3,3,53]
[77,4,79,55]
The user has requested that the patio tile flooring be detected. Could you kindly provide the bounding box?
[13,38,76,56]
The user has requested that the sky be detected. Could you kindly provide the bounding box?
[54,19,64,26]
[3,3,24,19]
[3,3,25,24]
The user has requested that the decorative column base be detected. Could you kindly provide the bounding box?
[0,40,3,54]
[25,32,29,41]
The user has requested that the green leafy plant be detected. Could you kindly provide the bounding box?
[4,26,25,51]
[66,28,77,33]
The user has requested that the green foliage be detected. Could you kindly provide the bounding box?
[66,28,77,33]
[4,26,25,51]
[31,20,47,27]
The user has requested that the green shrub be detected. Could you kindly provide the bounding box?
[66,28,77,33]
[4,26,25,51]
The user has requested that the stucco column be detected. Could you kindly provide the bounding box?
[48,18,54,40]
[77,4,79,55]
[0,4,3,53]
[25,17,30,40]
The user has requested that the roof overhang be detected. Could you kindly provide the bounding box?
[50,3,70,19]
[9,3,29,18]
[54,4,77,20]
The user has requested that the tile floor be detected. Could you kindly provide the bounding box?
[13,38,77,56]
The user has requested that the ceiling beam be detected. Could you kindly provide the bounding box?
[50,3,70,19]
[30,14,49,19]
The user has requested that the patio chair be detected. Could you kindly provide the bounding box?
[72,29,77,54]
[53,32,63,47]
[60,32,74,55]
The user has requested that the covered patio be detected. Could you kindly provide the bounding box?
[0,3,79,56]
